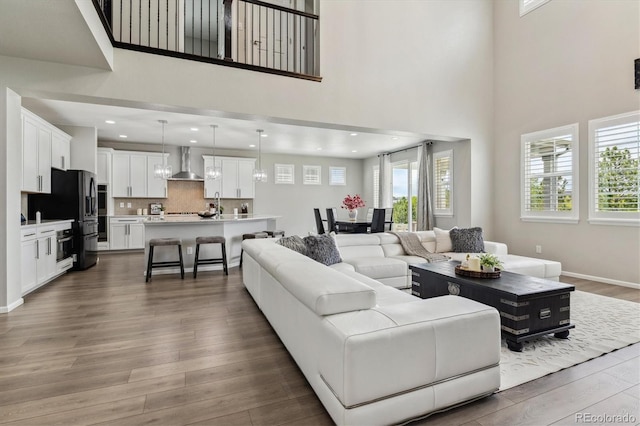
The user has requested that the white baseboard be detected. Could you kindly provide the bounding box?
[562,271,640,290]
[0,297,24,314]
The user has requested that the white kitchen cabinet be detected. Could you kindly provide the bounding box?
[112,151,167,198]
[20,225,58,295]
[51,129,71,171]
[21,110,52,194]
[112,152,147,197]
[146,154,168,198]
[110,217,145,250]
[237,159,255,198]
[202,156,222,198]
[97,147,113,185]
[20,235,38,295]
[221,157,256,199]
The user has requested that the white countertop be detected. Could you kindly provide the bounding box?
[21,219,75,230]
[143,214,279,225]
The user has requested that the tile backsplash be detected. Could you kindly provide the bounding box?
[113,181,252,215]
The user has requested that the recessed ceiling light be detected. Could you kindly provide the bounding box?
[316,147,322,151]
[105,120,115,124]
[190,139,197,143]
[249,144,256,148]
[350,133,358,136]
[119,134,127,138]
[190,127,199,131]
[391,137,398,140]
[351,150,358,153]
[261,134,268,138]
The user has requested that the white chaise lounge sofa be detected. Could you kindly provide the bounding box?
[241,238,501,426]
[332,231,562,289]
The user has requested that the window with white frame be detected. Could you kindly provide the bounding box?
[433,150,453,216]
[588,111,640,226]
[520,0,551,16]
[329,166,346,185]
[302,165,321,185]
[521,124,579,223]
[274,164,294,184]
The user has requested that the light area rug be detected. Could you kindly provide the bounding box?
[498,290,640,391]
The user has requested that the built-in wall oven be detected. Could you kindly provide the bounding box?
[57,228,74,263]
[98,184,108,243]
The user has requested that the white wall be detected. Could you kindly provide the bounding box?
[0,88,24,312]
[0,0,494,310]
[493,0,640,285]
[253,153,363,236]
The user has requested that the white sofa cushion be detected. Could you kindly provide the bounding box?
[319,295,500,407]
[276,260,376,316]
[346,257,408,280]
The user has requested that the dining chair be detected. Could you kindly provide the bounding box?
[366,208,374,222]
[314,208,325,234]
[326,208,338,233]
[370,208,386,233]
[384,207,394,231]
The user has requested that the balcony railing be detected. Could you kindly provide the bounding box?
[93,0,320,81]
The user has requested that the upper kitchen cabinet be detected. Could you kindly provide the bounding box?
[112,152,147,197]
[21,108,52,194]
[146,154,169,198]
[111,150,169,198]
[97,147,113,184]
[50,129,71,171]
[202,156,222,198]
[221,157,256,199]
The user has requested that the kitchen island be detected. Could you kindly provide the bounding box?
[143,214,279,277]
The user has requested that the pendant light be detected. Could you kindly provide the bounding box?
[154,119,172,179]
[205,124,222,180]
[252,129,267,182]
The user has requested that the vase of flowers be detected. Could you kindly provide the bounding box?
[341,194,365,221]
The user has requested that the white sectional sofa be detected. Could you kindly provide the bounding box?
[333,232,562,289]
[241,238,501,426]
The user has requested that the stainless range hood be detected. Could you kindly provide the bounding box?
[169,147,203,181]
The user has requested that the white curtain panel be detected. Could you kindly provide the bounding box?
[417,141,434,230]
[378,153,392,208]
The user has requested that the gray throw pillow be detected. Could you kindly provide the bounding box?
[276,235,307,256]
[303,234,342,266]
[450,227,485,253]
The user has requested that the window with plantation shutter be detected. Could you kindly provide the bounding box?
[274,164,294,184]
[302,165,321,185]
[520,0,551,16]
[521,124,579,223]
[433,150,453,216]
[588,111,640,226]
[329,166,346,186]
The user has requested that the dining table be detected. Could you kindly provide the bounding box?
[335,220,372,234]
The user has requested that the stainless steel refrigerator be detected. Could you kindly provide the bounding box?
[28,169,98,270]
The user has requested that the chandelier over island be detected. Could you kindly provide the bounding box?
[252,129,267,182]
[205,124,222,180]
[153,119,172,179]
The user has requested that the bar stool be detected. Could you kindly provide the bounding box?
[263,230,285,238]
[194,236,228,278]
[146,238,184,282]
[239,232,268,268]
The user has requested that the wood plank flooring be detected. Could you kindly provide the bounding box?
[0,252,637,425]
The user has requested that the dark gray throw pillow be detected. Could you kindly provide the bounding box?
[450,227,485,253]
[276,235,308,256]
[303,234,342,266]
